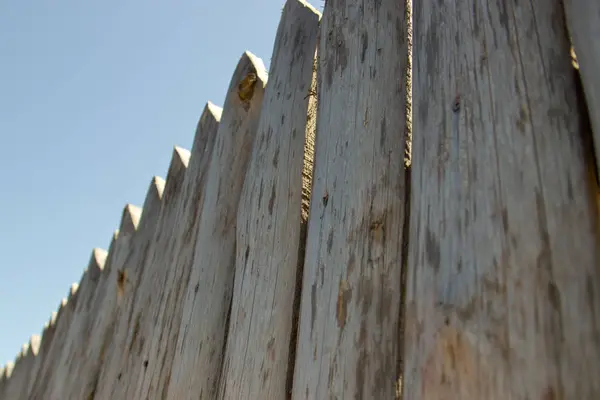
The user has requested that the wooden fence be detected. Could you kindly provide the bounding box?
[1,0,599,398]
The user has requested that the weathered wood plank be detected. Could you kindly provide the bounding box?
[217,1,320,398]
[563,0,600,177]
[290,0,410,398]
[404,1,600,398]
[60,205,140,400]
[0,362,14,400]
[29,283,79,400]
[46,247,107,399]
[116,148,190,399]
[91,176,165,400]
[3,344,26,400]
[135,103,221,399]
[0,366,5,400]
[14,335,41,400]
[25,310,58,400]
[23,332,45,399]
[0,366,4,398]
[167,51,268,399]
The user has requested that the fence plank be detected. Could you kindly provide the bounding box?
[47,246,109,399]
[404,1,600,398]
[218,1,320,399]
[134,103,221,399]
[563,0,600,177]
[0,362,14,400]
[61,205,140,400]
[28,282,79,399]
[83,176,164,400]
[15,335,41,400]
[0,366,4,399]
[3,345,26,400]
[167,51,268,399]
[25,308,59,400]
[290,0,410,398]
[116,148,190,399]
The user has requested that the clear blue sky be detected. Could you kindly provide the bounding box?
[0,0,322,367]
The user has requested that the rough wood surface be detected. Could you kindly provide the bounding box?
[23,334,43,399]
[29,283,79,400]
[116,147,190,399]
[404,1,600,398]
[45,247,107,399]
[15,336,40,400]
[61,205,140,400]
[217,1,320,398]
[135,103,221,399]
[0,366,4,399]
[0,362,13,400]
[290,0,409,398]
[563,0,600,177]
[3,344,26,400]
[167,51,268,399]
[24,311,58,400]
[88,176,165,400]
[0,366,5,400]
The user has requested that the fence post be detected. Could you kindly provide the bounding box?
[217,1,320,399]
[167,51,268,399]
[0,362,14,399]
[112,148,189,399]
[404,1,600,398]
[11,336,40,400]
[62,205,140,400]
[134,103,222,399]
[3,344,26,400]
[26,307,58,400]
[290,0,410,398]
[83,175,165,400]
[28,282,79,399]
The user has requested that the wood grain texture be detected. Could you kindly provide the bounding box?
[167,51,268,400]
[113,148,189,400]
[14,336,40,400]
[290,0,410,398]
[404,0,600,398]
[22,335,43,399]
[563,0,600,178]
[217,1,320,399]
[3,344,26,400]
[46,247,108,400]
[0,362,13,400]
[91,176,165,400]
[24,310,59,400]
[0,366,5,400]
[29,283,79,400]
[61,206,140,400]
[134,104,221,400]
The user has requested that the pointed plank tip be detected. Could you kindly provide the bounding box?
[241,51,268,83]
[174,146,191,168]
[206,101,223,121]
[93,248,108,269]
[29,334,41,356]
[164,146,190,190]
[67,282,79,302]
[50,311,58,326]
[119,204,142,235]
[295,0,322,17]
[139,175,165,227]
[151,176,166,200]
[4,361,14,378]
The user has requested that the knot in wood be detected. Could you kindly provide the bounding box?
[452,95,461,113]
[238,71,258,104]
